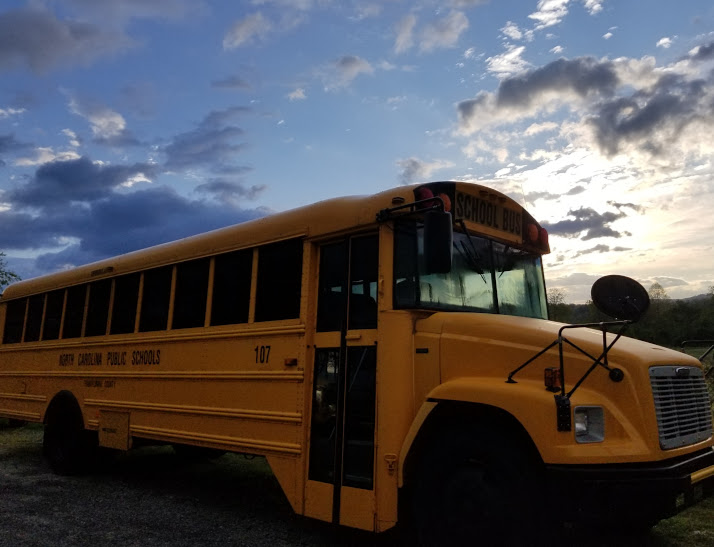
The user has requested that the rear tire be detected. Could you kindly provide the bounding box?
[410,422,542,546]
[43,398,97,475]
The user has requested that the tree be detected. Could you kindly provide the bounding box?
[0,252,20,293]
[648,282,670,302]
[547,288,572,323]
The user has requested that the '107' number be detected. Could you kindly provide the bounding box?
[254,345,271,364]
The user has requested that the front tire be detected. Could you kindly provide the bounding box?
[410,422,542,546]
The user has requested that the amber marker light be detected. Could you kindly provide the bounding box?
[544,367,562,393]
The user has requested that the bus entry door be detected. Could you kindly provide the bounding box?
[305,234,378,530]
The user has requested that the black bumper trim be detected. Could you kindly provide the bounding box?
[545,448,714,487]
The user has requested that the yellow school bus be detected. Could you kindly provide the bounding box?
[1,181,713,542]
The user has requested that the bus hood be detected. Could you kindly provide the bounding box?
[414,312,701,385]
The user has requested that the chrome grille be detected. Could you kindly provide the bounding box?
[650,366,713,450]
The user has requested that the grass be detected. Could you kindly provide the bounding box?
[651,497,714,546]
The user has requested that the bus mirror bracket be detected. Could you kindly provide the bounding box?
[506,275,648,432]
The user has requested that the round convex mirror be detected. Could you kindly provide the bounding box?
[591,275,650,321]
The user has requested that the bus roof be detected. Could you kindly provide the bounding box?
[1,181,534,300]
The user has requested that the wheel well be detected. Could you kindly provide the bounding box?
[402,400,543,489]
[44,390,84,428]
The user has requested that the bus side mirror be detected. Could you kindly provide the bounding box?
[591,275,650,322]
[423,211,453,274]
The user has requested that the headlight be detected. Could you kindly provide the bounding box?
[574,406,605,443]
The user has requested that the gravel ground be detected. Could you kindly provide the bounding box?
[3,421,708,547]
[0,422,400,547]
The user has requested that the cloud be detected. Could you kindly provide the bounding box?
[583,0,603,15]
[396,157,454,184]
[66,0,198,21]
[543,206,628,240]
[30,186,267,271]
[163,106,251,170]
[528,0,570,30]
[223,12,272,49]
[548,272,602,286]
[0,8,133,73]
[420,11,469,52]
[457,56,618,134]
[287,88,307,101]
[322,56,374,91]
[651,276,688,288]
[8,156,158,209]
[212,75,253,90]
[0,152,268,276]
[448,0,489,6]
[68,95,140,146]
[587,70,714,157]
[526,190,560,202]
[195,179,266,203]
[394,14,416,54]
[524,121,559,136]
[120,82,158,119]
[656,37,673,49]
[501,21,523,41]
[0,134,31,159]
[573,244,632,258]
[14,147,81,167]
[486,44,529,78]
[689,42,714,62]
[603,32,613,40]
[550,45,564,54]
[351,3,382,20]
[456,45,714,164]
[0,107,25,119]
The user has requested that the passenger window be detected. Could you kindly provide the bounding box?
[348,235,378,330]
[111,273,140,334]
[85,280,112,337]
[211,249,252,326]
[63,285,87,338]
[139,266,172,332]
[2,298,26,344]
[173,258,210,329]
[255,239,303,322]
[316,242,347,332]
[24,294,44,342]
[42,290,64,341]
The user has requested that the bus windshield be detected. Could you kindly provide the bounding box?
[394,222,548,319]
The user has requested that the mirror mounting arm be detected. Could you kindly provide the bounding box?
[507,320,630,432]
[376,196,446,222]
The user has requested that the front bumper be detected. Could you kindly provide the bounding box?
[544,448,714,524]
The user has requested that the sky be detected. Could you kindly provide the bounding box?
[0,0,713,304]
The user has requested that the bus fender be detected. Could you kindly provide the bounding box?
[400,378,552,487]
[398,400,437,487]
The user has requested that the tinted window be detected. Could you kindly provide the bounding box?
[42,290,65,341]
[316,242,347,332]
[63,285,87,338]
[24,294,44,342]
[139,266,172,332]
[348,235,378,330]
[255,239,303,322]
[110,273,140,335]
[173,258,210,329]
[211,250,253,326]
[3,299,26,344]
[85,280,112,337]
